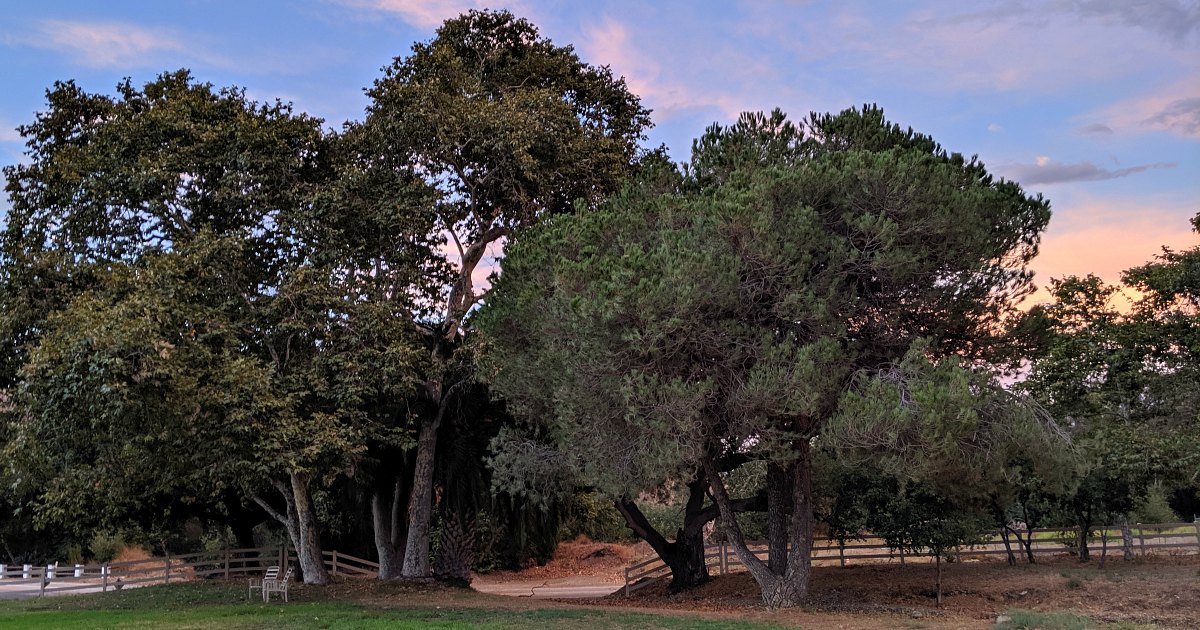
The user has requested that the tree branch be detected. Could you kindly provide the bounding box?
[249,493,289,528]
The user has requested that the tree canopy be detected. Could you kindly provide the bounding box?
[481,105,1053,607]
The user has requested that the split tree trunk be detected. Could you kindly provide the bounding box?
[1077,525,1091,563]
[999,527,1016,566]
[613,474,718,592]
[706,439,815,609]
[250,472,331,585]
[373,478,407,578]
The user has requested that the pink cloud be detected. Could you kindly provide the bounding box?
[1081,78,1200,139]
[578,16,758,122]
[336,0,523,29]
[33,20,187,68]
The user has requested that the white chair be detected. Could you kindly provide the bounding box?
[263,567,294,602]
[248,566,279,600]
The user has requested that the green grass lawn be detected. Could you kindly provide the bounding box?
[0,581,782,630]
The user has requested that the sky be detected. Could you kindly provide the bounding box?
[2,0,1197,305]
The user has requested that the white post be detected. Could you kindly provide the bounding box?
[75,564,84,578]
[46,564,55,579]
[23,564,32,579]
[0,563,6,578]
[102,566,109,592]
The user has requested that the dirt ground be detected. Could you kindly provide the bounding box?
[476,539,1200,629]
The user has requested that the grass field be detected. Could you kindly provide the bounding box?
[0,581,783,630]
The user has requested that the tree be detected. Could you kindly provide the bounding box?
[0,71,438,584]
[356,9,651,578]
[1021,215,1200,562]
[481,105,1050,607]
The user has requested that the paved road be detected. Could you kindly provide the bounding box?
[473,577,621,599]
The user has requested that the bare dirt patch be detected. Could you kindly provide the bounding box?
[473,535,645,586]
[594,553,1200,628]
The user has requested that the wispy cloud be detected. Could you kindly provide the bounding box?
[1082,79,1200,138]
[1142,96,1200,137]
[1001,158,1176,185]
[1077,122,1114,135]
[335,0,508,29]
[579,16,772,123]
[1069,0,1200,44]
[29,20,189,68]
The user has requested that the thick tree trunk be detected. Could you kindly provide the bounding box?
[766,462,791,576]
[614,490,710,591]
[373,478,406,578]
[402,418,439,578]
[290,472,331,585]
[1118,514,1134,561]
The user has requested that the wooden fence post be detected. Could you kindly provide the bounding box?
[332,550,339,576]
[719,541,728,575]
[38,566,46,597]
[1193,519,1200,554]
[223,548,230,579]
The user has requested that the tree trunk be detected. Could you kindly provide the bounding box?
[705,439,814,609]
[1099,527,1108,568]
[935,553,943,606]
[402,418,438,578]
[766,462,791,576]
[290,472,331,585]
[250,474,330,585]
[1118,514,1134,561]
[1077,524,1091,563]
[1000,527,1016,566]
[373,478,406,578]
[1018,501,1038,563]
[614,490,710,592]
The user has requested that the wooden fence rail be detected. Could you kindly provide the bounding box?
[0,544,385,598]
[623,521,1200,595]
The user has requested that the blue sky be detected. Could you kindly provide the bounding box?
[2,0,1197,303]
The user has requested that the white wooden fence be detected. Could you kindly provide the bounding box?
[0,545,382,598]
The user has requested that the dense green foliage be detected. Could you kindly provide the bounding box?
[480,106,1054,607]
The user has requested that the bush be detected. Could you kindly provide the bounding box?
[1132,485,1181,524]
[559,492,632,543]
[89,531,128,564]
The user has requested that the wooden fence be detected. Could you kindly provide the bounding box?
[623,521,1200,595]
[0,545,382,598]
